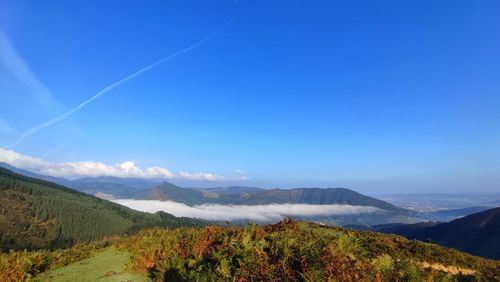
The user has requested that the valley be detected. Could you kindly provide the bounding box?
[0,164,499,281]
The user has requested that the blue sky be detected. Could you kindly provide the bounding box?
[0,0,499,193]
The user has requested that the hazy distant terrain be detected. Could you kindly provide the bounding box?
[374,193,500,222]
[376,193,500,212]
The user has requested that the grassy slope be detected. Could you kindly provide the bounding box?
[33,249,148,282]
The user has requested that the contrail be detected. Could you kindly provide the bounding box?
[5,18,235,149]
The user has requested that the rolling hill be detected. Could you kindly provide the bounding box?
[134,182,417,226]
[0,163,418,226]
[202,186,265,194]
[73,176,159,190]
[373,207,500,259]
[136,182,211,205]
[0,168,204,251]
[0,162,404,212]
[137,182,403,210]
[68,181,139,199]
[230,187,402,210]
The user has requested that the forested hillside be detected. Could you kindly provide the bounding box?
[0,168,204,251]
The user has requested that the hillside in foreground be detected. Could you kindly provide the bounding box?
[0,168,204,251]
[2,220,499,281]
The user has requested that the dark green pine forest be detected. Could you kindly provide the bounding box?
[0,168,204,251]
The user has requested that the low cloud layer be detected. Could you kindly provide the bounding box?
[0,148,246,181]
[112,199,381,222]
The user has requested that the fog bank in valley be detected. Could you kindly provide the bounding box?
[112,199,382,222]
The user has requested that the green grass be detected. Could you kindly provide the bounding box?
[34,249,149,282]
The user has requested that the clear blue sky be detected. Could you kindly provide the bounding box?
[0,0,499,193]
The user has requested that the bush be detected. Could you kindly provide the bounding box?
[0,241,105,281]
[117,220,500,281]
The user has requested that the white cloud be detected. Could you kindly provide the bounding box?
[41,160,174,179]
[0,147,46,168]
[112,200,382,222]
[179,171,249,181]
[0,30,58,110]
[0,148,245,181]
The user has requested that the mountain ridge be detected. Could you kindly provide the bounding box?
[0,162,416,226]
[0,162,403,211]
[136,181,403,211]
